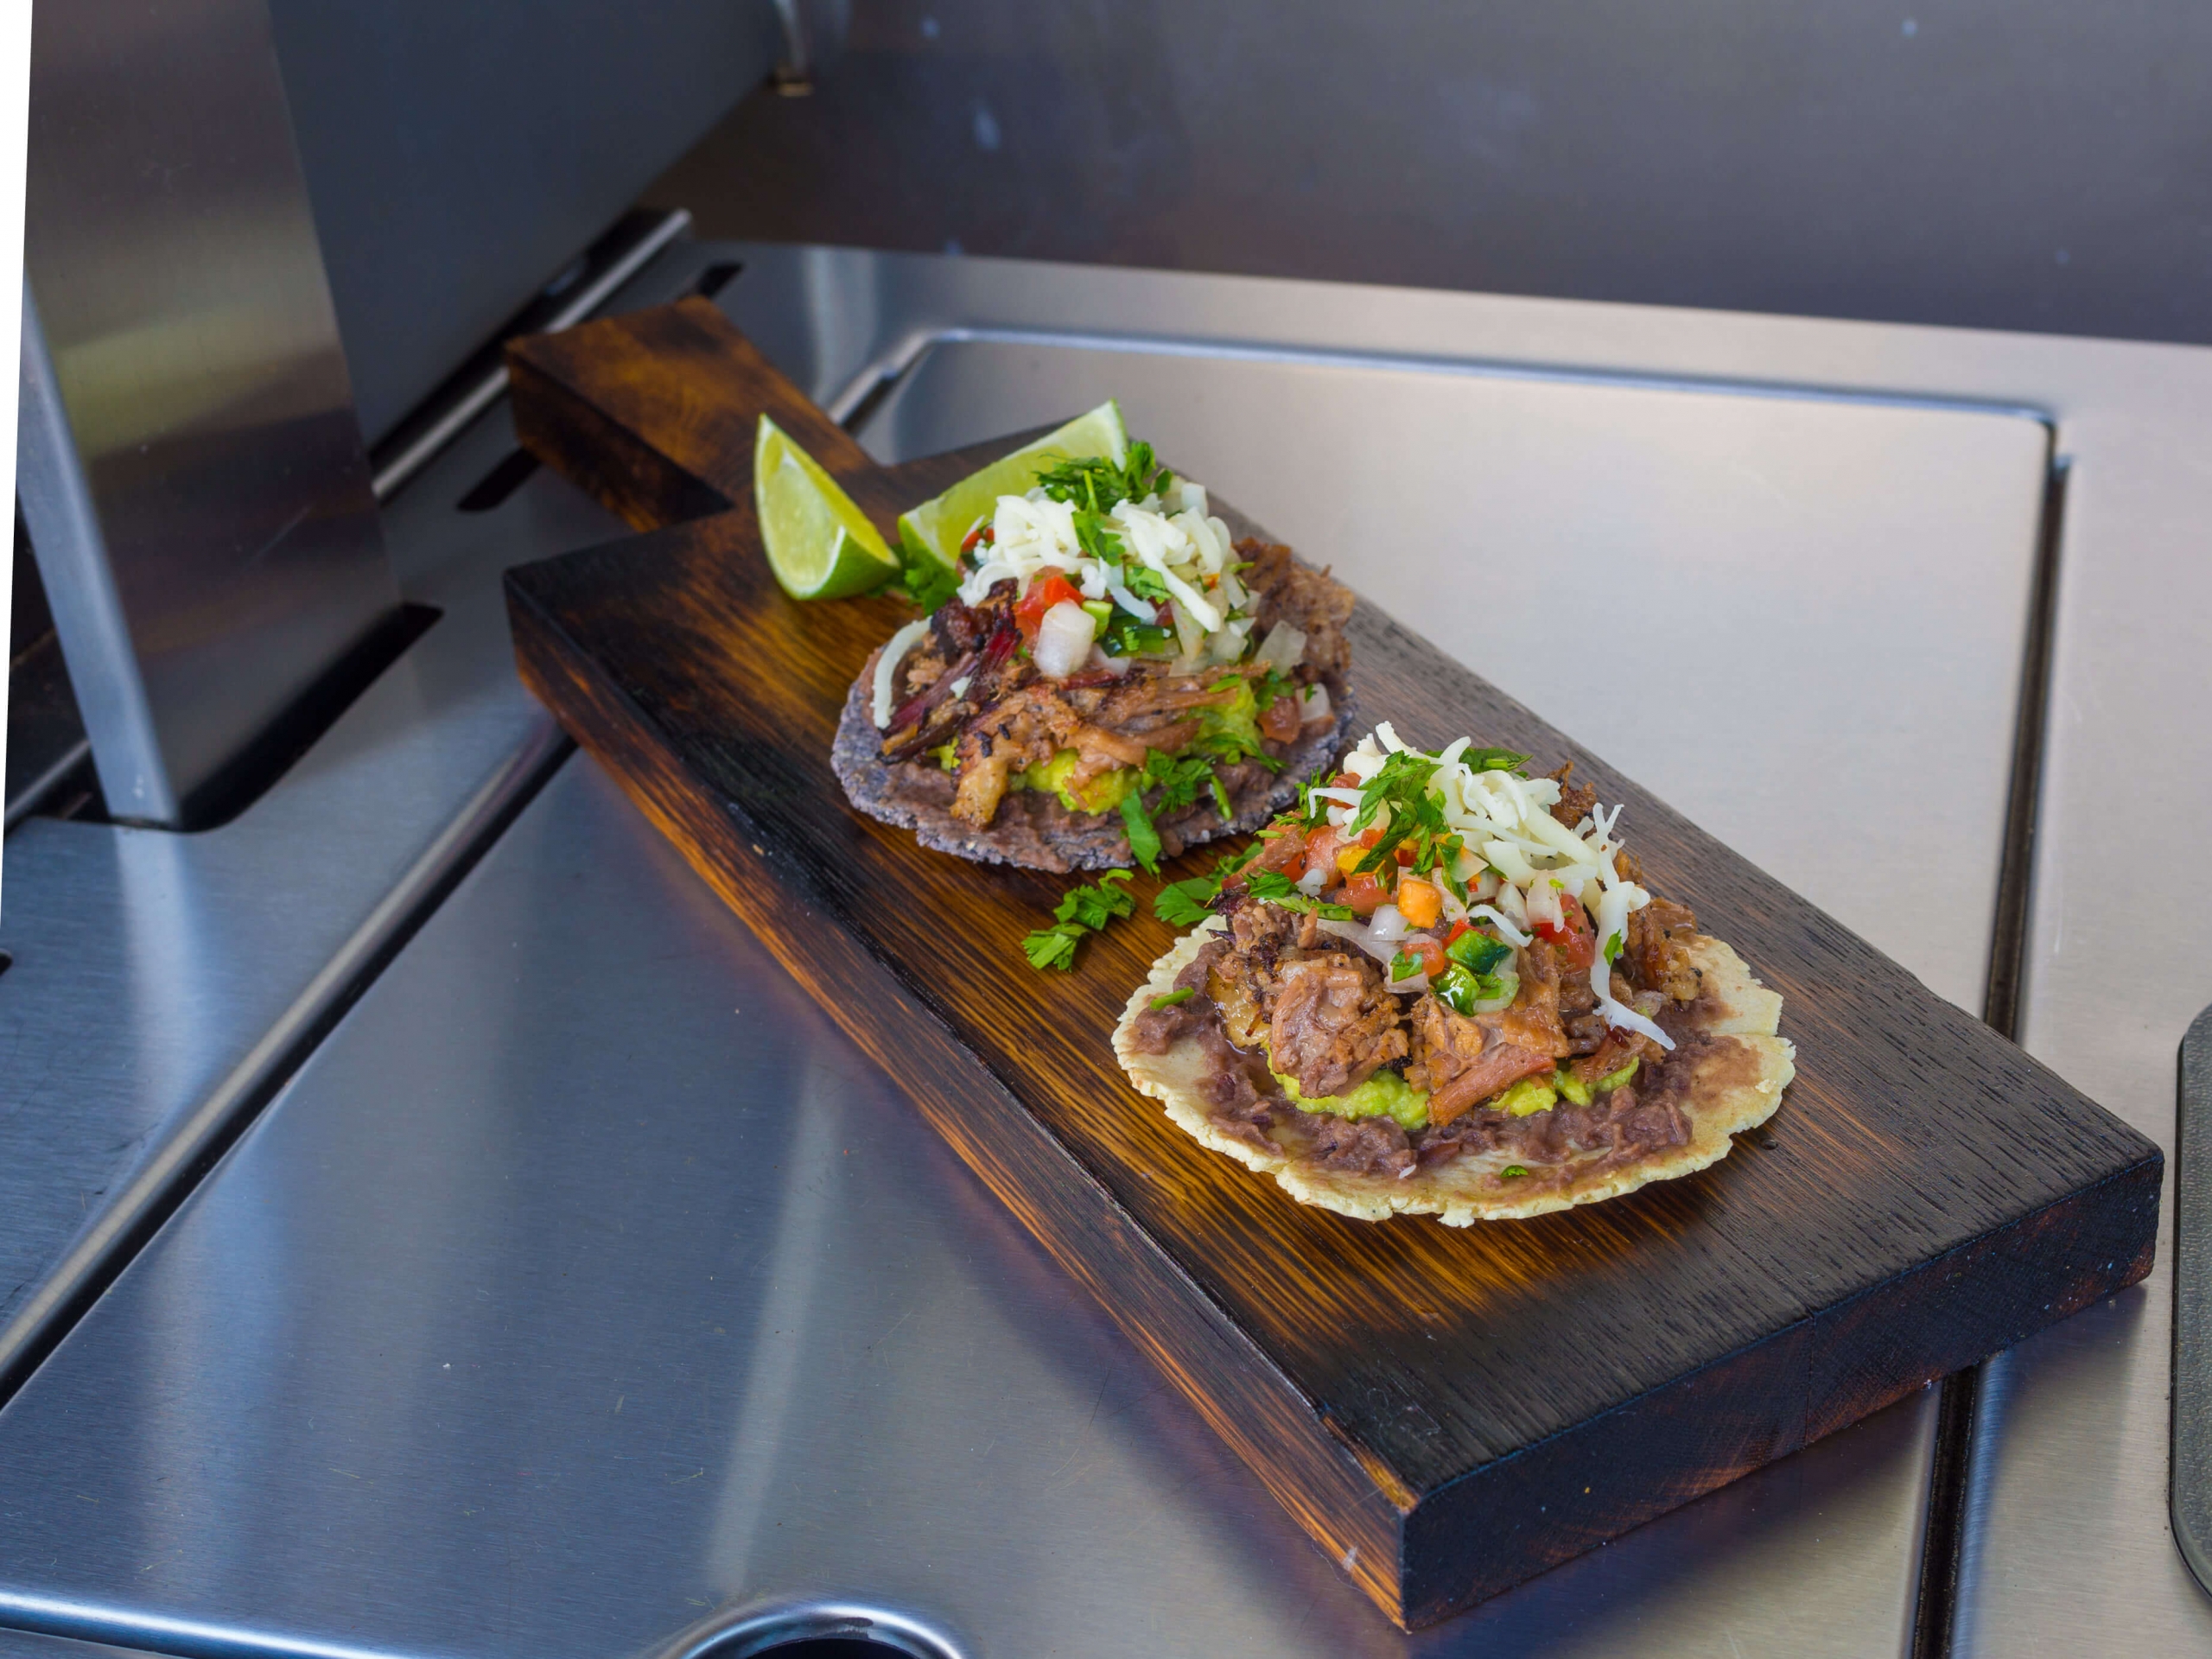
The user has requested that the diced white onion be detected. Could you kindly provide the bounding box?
[1435,879,1467,924]
[1032,601,1096,680]
[1367,904,1410,942]
[1495,882,1530,931]
[871,620,932,728]
[1298,683,1332,724]
[1082,645,1129,677]
[948,675,971,698]
[1525,880,1563,931]
[1202,616,1253,666]
[1313,917,1386,959]
[1255,622,1306,675]
[1167,599,1206,660]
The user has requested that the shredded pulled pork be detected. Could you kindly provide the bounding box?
[1204,892,1407,1098]
[1175,782,1716,1176]
[1268,957,1407,1099]
[880,537,1351,831]
[1626,897,1702,1004]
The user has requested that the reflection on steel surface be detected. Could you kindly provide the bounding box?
[652,1598,962,1659]
[20,0,397,824]
[0,361,618,1399]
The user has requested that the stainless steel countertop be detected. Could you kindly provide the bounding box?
[1,237,2207,1654]
[0,755,1944,1659]
[1946,313,2212,1649]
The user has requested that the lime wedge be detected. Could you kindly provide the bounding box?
[754,416,900,600]
[896,399,1128,569]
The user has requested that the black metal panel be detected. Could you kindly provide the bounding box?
[267,0,782,446]
[652,0,2212,347]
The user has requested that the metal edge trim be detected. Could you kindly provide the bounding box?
[0,1589,402,1659]
[3,735,90,831]
[0,721,574,1406]
[368,207,693,502]
[2172,1003,2212,1599]
[880,320,2058,426]
[1910,432,2070,1659]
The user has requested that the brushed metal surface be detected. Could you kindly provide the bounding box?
[0,237,714,1397]
[10,239,2208,1651]
[0,757,1942,1659]
[367,208,694,503]
[1946,323,2212,1646]
[0,238,2083,1657]
[0,1635,162,1658]
[21,0,397,823]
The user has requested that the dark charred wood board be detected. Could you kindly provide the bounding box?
[500,296,2161,1630]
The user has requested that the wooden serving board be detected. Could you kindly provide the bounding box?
[500,296,2160,1629]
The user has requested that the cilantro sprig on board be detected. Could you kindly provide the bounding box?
[1022,870,1136,972]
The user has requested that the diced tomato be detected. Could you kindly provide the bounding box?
[1014,574,1084,641]
[1332,772,1359,788]
[1395,876,1442,929]
[1412,937,1450,979]
[1302,825,1344,879]
[1535,892,1599,973]
[1343,868,1392,916]
[961,521,993,553]
[1249,823,1309,880]
[1359,826,1382,849]
[1445,919,1471,946]
[1395,844,1416,867]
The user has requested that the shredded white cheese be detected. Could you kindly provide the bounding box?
[952,475,1249,655]
[871,619,932,729]
[1325,728,1675,1050]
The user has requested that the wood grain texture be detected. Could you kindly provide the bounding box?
[502,299,2162,1628]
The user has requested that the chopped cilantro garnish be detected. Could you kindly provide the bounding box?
[1120,791,1162,874]
[890,541,963,613]
[1253,664,1294,711]
[1055,868,1135,931]
[1603,933,1624,964]
[1023,871,1135,973]
[1389,950,1423,982]
[1244,869,1356,920]
[1021,923,1086,972]
[1501,1164,1529,1179]
[1463,747,1532,775]
[1154,879,1218,928]
[1033,441,1175,517]
[1148,987,1196,1010]
[1150,841,1265,927]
